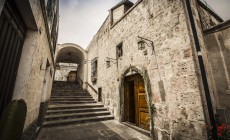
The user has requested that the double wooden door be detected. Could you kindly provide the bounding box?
[124,74,150,130]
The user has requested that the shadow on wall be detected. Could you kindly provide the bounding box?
[0,100,27,140]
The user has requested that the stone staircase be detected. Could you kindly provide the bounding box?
[42,81,114,127]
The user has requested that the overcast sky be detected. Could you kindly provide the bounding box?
[58,0,230,48]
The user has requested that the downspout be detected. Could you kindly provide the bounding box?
[183,0,217,139]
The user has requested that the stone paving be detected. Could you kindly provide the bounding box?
[36,120,152,140]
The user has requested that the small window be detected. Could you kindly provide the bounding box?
[116,42,123,58]
[91,58,98,83]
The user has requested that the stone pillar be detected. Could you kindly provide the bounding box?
[83,54,88,90]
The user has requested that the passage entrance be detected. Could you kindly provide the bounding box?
[124,74,150,130]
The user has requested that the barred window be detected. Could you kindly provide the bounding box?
[91,58,98,83]
[116,42,123,58]
[46,0,56,21]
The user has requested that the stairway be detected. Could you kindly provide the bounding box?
[42,81,114,127]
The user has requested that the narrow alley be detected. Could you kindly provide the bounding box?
[0,0,230,140]
[37,120,151,140]
[36,81,151,140]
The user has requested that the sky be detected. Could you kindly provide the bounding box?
[58,0,230,49]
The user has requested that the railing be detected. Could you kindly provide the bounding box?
[85,82,98,94]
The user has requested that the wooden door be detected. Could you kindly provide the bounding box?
[124,74,150,130]
[136,77,150,130]
[0,0,26,117]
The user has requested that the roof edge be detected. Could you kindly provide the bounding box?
[110,0,134,11]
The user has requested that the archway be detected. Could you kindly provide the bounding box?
[119,65,154,135]
[54,43,87,88]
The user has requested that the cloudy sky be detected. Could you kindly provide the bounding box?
[58,0,230,48]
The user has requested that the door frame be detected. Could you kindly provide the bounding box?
[118,65,154,135]
[124,74,150,130]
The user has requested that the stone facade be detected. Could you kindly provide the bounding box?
[85,0,228,139]
[54,63,77,81]
[0,0,59,139]
[55,43,87,88]
[203,20,230,124]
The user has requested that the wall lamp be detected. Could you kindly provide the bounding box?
[137,36,154,55]
[106,57,117,68]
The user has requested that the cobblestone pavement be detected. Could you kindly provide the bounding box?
[36,120,152,140]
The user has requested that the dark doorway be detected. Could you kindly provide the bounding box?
[125,81,135,124]
[124,74,150,130]
[98,87,102,102]
[0,0,27,117]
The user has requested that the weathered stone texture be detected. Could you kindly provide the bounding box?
[86,0,207,139]
[203,24,230,124]
[113,5,125,23]
[55,43,87,88]
[3,0,57,137]
[188,0,230,127]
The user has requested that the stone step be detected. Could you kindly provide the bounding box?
[50,98,94,102]
[44,111,111,121]
[51,91,90,94]
[50,96,93,100]
[43,115,114,127]
[52,90,86,92]
[48,103,104,110]
[51,94,91,97]
[51,92,88,94]
[46,107,107,115]
[50,100,97,104]
[52,86,81,89]
[52,91,89,94]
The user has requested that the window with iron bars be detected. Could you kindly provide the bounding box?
[46,0,56,22]
[91,58,98,83]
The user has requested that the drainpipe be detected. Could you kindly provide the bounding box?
[183,0,217,139]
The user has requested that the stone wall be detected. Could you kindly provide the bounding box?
[86,0,208,139]
[1,0,57,139]
[55,43,87,88]
[186,0,229,129]
[55,63,77,81]
[203,20,230,124]
[113,5,125,24]
[196,1,223,30]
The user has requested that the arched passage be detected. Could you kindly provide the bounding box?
[119,65,154,136]
[54,43,87,88]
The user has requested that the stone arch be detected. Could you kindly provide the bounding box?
[55,43,87,89]
[55,43,87,63]
[118,65,154,136]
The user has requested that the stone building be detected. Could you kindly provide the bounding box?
[0,0,59,139]
[82,0,230,139]
[55,43,87,88]
[54,63,78,81]
[0,0,229,140]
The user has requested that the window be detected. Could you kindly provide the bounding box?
[47,0,56,21]
[116,42,123,58]
[91,58,98,83]
[42,0,58,53]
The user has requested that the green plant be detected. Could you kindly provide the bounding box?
[0,99,27,140]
